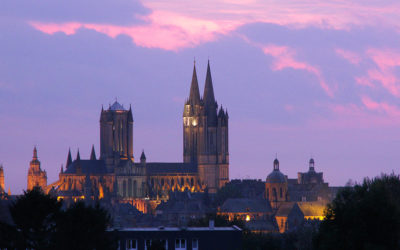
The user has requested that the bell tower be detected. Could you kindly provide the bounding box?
[27,146,47,191]
[183,61,229,193]
[100,101,134,170]
[183,63,204,164]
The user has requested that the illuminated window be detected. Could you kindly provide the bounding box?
[192,239,199,250]
[126,239,137,250]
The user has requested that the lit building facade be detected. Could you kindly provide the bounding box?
[38,62,229,212]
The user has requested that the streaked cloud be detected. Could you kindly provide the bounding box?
[262,44,334,97]
[335,48,362,65]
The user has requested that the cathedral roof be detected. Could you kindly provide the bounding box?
[220,198,272,213]
[110,101,125,111]
[143,162,197,175]
[64,160,107,174]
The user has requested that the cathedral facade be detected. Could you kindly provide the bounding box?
[40,61,229,212]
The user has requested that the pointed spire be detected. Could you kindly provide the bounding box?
[7,187,11,196]
[188,62,201,105]
[76,149,81,161]
[33,146,38,160]
[128,104,133,122]
[90,145,96,160]
[66,148,72,167]
[60,164,64,174]
[203,60,216,106]
[140,150,146,162]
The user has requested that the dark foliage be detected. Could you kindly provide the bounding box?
[10,187,61,249]
[314,174,400,250]
[54,201,116,250]
[0,187,115,249]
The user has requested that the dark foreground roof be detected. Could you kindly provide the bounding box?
[221,198,273,213]
[143,163,198,175]
[64,160,107,174]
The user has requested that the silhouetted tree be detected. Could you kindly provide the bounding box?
[2,187,115,249]
[10,187,61,249]
[314,174,400,249]
[54,201,116,250]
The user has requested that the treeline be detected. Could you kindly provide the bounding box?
[0,187,116,250]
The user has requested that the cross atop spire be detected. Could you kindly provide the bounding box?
[188,63,201,105]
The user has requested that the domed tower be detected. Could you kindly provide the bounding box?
[27,146,47,191]
[265,158,288,208]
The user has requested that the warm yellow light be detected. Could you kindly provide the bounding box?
[245,215,251,222]
[99,184,104,199]
[192,119,197,126]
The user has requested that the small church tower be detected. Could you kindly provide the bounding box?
[27,146,47,191]
[265,158,288,209]
[183,61,229,193]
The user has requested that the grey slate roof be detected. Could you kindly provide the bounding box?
[64,160,107,174]
[143,162,198,175]
[220,198,273,213]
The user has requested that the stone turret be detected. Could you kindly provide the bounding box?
[27,146,47,191]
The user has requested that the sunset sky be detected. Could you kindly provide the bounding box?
[1,0,400,193]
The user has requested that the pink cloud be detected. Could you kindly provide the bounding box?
[262,45,334,97]
[28,1,400,52]
[353,48,400,96]
[29,11,240,51]
[361,96,400,117]
[355,76,374,88]
[315,100,400,129]
[30,22,82,35]
[335,48,361,65]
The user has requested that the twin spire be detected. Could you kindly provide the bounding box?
[188,60,216,106]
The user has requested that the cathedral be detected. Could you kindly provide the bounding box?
[26,61,229,212]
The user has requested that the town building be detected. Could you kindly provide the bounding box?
[113,224,242,250]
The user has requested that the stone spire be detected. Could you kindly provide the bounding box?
[76,149,81,161]
[90,145,96,160]
[66,148,72,167]
[33,146,38,161]
[203,60,216,106]
[140,150,146,164]
[128,104,133,122]
[188,62,201,105]
[203,60,217,124]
